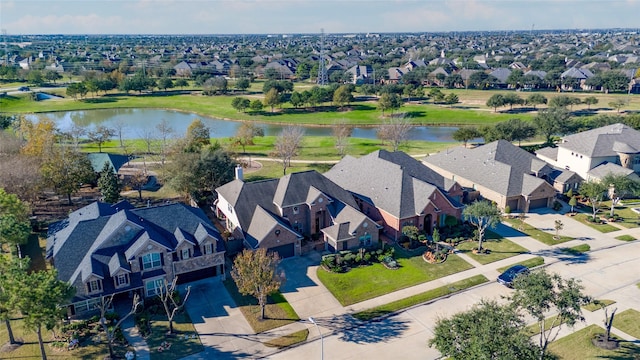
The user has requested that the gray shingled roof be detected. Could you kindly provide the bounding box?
[536,146,559,161]
[273,171,358,209]
[325,150,457,219]
[423,140,553,197]
[559,123,640,158]
[587,162,635,179]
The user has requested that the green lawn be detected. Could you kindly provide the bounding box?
[606,204,640,229]
[613,309,640,339]
[573,214,620,233]
[353,275,489,321]
[497,256,545,273]
[524,314,566,337]
[222,279,299,333]
[317,246,474,306]
[148,312,203,360]
[559,244,591,255]
[615,234,637,242]
[582,299,616,312]
[503,218,573,245]
[455,236,529,265]
[547,324,640,360]
[263,329,309,349]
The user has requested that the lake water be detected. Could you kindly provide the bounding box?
[29,108,466,142]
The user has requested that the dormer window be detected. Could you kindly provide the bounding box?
[142,253,162,270]
[181,248,191,260]
[203,243,213,255]
[88,279,102,293]
[115,274,129,287]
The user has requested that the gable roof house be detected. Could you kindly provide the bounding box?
[346,64,373,84]
[423,140,560,212]
[536,123,640,182]
[324,150,463,239]
[215,170,380,256]
[46,201,225,316]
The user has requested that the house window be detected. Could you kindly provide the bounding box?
[359,233,372,247]
[88,279,102,293]
[145,278,165,297]
[74,298,101,314]
[181,248,190,260]
[142,253,162,270]
[116,274,129,287]
[293,206,299,215]
[227,203,233,213]
[203,243,213,255]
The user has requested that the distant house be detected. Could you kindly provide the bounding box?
[423,140,560,212]
[87,153,131,173]
[46,201,225,316]
[215,170,380,256]
[346,64,373,84]
[536,123,640,181]
[561,67,594,90]
[489,68,512,88]
[174,61,194,77]
[325,150,463,239]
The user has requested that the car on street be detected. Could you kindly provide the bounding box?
[18,86,30,91]
[497,264,529,287]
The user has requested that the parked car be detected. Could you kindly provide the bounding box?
[497,264,529,287]
[18,86,30,91]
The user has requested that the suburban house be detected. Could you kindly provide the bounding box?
[423,140,562,212]
[346,64,373,84]
[46,200,225,316]
[324,150,463,239]
[536,123,640,181]
[215,170,380,256]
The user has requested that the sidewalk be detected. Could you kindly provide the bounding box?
[117,303,151,360]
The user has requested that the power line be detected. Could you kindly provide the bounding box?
[317,29,328,86]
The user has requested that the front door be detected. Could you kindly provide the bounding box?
[424,214,432,235]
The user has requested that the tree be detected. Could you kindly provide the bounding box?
[175,78,189,89]
[609,99,628,113]
[452,126,481,148]
[87,125,114,153]
[443,93,459,106]
[44,70,62,84]
[232,248,281,320]
[579,180,608,219]
[97,163,120,204]
[493,118,537,146]
[332,120,352,157]
[264,88,281,113]
[429,299,537,360]
[554,219,563,240]
[156,119,175,168]
[0,188,31,257]
[462,200,501,252]
[158,77,174,91]
[402,225,419,248]
[602,173,640,217]
[511,270,590,360]
[486,93,505,112]
[502,93,524,110]
[333,85,354,108]
[526,93,547,109]
[185,119,210,152]
[377,93,402,115]
[272,126,305,175]
[112,120,126,148]
[41,149,96,205]
[19,117,57,157]
[15,269,75,360]
[583,96,599,110]
[0,256,30,345]
[249,99,264,112]
[376,115,412,152]
[506,69,524,88]
[231,97,251,112]
[534,107,571,145]
[233,122,264,161]
[289,91,305,108]
[234,78,251,92]
[157,277,191,334]
[568,196,577,213]
[96,293,141,360]
[549,95,579,109]
[129,168,148,202]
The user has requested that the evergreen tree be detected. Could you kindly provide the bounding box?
[97,163,120,204]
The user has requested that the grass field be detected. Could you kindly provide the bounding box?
[317,246,474,306]
[263,329,309,349]
[547,324,640,359]
[496,256,545,273]
[615,234,637,241]
[147,313,203,360]
[559,244,591,255]
[573,214,620,233]
[455,237,529,265]
[613,309,640,339]
[582,299,616,312]
[503,217,573,245]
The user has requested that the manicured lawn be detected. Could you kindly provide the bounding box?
[497,256,545,273]
[148,312,203,360]
[559,244,591,255]
[503,217,573,245]
[573,214,620,233]
[455,236,529,265]
[263,329,309,349]
[352,275,489,321]
[223,279,299,333]
[583,299,616,312]
[547,325,640,359]
[317,247,474,306]
[606,204,640,229]
[613,309,640,339]
[524,314,566,337]
[615,234,637,242]
[0,316,124,360]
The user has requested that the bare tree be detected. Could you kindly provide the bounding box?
[139,129,155,154]
[96,293,142,360]
[376,114,413,151]
[0,154,43,205]
[112,120,126,148]
[272,126,304,175]
[333,120,352,157]
[157,277,191,334]
[67,123,86,150]
[156,119,174,167]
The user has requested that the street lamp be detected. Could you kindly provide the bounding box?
[308,317,323,360]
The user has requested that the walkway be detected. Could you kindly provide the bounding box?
[117,303,150,360]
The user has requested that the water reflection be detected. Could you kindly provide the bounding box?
[29,109,467,142]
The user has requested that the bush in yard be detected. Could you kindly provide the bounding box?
[504,205,511,214]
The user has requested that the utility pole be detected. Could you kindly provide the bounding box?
[317,29,328,86]
[1,29,7,66]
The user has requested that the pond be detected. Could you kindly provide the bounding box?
[29,108,469,142]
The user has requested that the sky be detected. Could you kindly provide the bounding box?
[1,0,639,35]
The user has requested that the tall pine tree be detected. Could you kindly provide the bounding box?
[98,163,120,204]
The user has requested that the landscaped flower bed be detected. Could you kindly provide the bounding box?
[320,247,395,273]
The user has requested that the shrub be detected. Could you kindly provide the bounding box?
[504,205,511,214]
[553,200,562,211]
[363,253,371,262]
